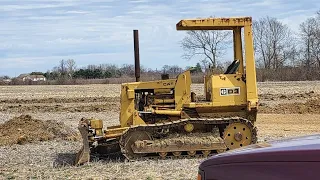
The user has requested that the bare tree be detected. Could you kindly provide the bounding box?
[311,13,320,69]
[200,59,210,73]
[300,18,316,69]
[162,65,183,75]
[119,64,135,76]
[66,59,76,78]
[99,64,121,77]
[58,59,67,76]
[299,15,320,70]
[253,17,294,69]
[87,64,97,70]
[284,43,300,67]
[181,30,231,69]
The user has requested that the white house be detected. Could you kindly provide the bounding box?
[22,75,46,82]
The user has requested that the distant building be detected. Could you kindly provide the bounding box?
[17,73,29,79]
[22,75,46,82]
[3,79,12,83]
[0,77,12,84]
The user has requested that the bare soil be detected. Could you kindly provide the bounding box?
[260,99,320,114]
[0,99,120,113]
[0,81,320,179]
[0,115,79,146]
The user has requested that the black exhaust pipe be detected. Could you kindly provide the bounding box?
[133,30,140,82]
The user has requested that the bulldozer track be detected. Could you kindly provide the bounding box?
[119,117,257,161]
[90,139,219,162]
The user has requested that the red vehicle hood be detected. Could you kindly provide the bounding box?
[200,134,320,168]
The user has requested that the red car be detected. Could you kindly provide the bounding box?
[198,134,320,180]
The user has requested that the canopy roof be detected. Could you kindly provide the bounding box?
[176,17,252,30]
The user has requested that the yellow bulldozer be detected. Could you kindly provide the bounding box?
[75,17,258,165]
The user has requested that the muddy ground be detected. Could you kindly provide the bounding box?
[0,82,320,179]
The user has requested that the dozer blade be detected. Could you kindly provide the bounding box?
[75,119,91,165]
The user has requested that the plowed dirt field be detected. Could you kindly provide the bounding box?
[1,82,320,179]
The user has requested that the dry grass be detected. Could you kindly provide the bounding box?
[0,81,320,179]
[0,140,201,179]
[1,113,319,180]
[0,84,120,100]
[2,81,319,100]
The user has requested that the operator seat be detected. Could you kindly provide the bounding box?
[224,59,240,74]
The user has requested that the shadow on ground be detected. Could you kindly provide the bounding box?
[91,152,126,163]
[53,152,125,167]
[53,153,77,167]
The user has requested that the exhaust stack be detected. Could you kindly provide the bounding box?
[133,30,140,82]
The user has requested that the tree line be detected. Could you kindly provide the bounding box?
[3,11,320,83]
[36,59,203,82]
[181,11,320,81]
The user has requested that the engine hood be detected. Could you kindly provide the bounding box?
[200,134,320,169]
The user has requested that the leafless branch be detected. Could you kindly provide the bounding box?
[181,30,231,69]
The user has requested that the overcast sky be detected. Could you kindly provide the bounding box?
[0,0,319,77]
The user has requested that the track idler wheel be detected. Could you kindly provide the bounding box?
[120,130,152,160]
[223,122,256,150]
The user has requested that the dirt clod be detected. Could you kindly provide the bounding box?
[0,115,79,146]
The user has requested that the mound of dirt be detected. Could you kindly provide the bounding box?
[0,115,79,146]
[260,91,316,101]
[260,99,320,114]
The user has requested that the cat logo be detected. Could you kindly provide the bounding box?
[220,87,240,96]
[163,82,174,86]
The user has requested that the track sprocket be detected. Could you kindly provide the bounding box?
[222,121,257,150]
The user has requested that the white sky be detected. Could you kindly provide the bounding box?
[0,0,319,76]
